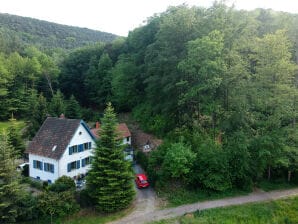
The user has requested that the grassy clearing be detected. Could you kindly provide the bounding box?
[62,208,131,224]
[24,207,132,224]
[157,187,250,207]
[0,120,26,132]
[258,179,298,192]
[152,196,298,224]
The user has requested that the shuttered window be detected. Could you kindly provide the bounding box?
[44,163,54,173]
[67,160,80,172]
[81,157,92,167]
[33,160,43,170]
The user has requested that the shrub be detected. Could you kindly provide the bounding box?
[49,176,75,192]
[37,190,79,219]
[76,189,95,208]
[135,150,148,171]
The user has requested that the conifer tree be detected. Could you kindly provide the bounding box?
[87,103,135,212]
[0,131,22,223]
[8,122,25,157]
[49,90,65,117]
[65,95,81,119]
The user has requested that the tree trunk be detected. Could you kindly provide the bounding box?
[45,72,54,97]
[267,166,271,180]
[288,170,292,182]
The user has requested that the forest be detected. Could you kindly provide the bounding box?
[0,13,118,51]
[1,1,298,222]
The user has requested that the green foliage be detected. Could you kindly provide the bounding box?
[225,131,253,190]
[49,90,65,117]
[8,122,25,157]
[65,95,82,119]
[111,55,141,111]
[37,190,79,220]
[258,179,298,192]
[59,44,105,105]
[194,140,232,192]
[26,91,48,137]
[0,13,117,51]
[162,142,195,183]
[152,196,298,224]
[0,131,23,223]
[86,103,135,212]
[84,53,113,108]
[157,187,249,207]
[49,176,76,193]
[135,150,149,171]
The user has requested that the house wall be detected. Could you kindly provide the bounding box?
[29,154,59,183]
[122,136,131,145]
[59,123,95,179]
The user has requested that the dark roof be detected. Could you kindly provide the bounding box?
[25,117,84,160]
[91,123,131,139]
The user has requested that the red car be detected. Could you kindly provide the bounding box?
[135,174,149,188]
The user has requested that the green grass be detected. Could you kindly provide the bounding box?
[151,196,298,224]
[23,207,132,224]
[0,120,26,132]
[259,179,298,192]
[62,208,131,224]
[157,187,250,207]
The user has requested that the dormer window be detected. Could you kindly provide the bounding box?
[52,145,57,152]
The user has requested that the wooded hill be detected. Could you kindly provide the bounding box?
[1,2,298,222]
[0,13,118,51]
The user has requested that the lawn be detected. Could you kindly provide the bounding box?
[61,208,131,224]
[151,196,298,224]
[157,187,250,207]
[22,207,132,224]
[0,120,26,132]
[258,179,298,192]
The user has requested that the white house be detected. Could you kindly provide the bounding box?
[25,117,96,183]
[91,122,132,145]
[91,122,133,161]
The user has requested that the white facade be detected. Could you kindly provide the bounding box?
[28,122,95,183]
[59,123,95,179]
[122,136,131,145]
[29,154,59,183]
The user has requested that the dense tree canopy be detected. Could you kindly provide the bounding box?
[0,3,298,219]
[86,103,135,212]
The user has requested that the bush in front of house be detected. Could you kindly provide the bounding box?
[37,190,79,220]
[49,175,75,192]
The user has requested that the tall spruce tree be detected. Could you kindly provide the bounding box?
[87,103,135,212]
[8,122,25,157]
[0,131,22,223]
[65,95,81,119]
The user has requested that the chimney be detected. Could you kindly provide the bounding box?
[60,114,65,119]
[96,121,100,129]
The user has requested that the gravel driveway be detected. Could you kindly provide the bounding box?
[109,180,298,224]
[109,164,159,224]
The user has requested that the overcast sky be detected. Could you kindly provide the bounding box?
[1,0,298,36]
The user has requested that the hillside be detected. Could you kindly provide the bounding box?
[0,13,118,50]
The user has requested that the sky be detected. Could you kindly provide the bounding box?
[1,0,298,36]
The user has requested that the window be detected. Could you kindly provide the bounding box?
[82,157,92,167]
[84,142,90,150]
[78,144,83,152]
[69,142,92,155]
[33,160,43,170]
[69,145,78,155]
[126,137,130,142]
[44,163,54,173]
[67,160,80,172]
